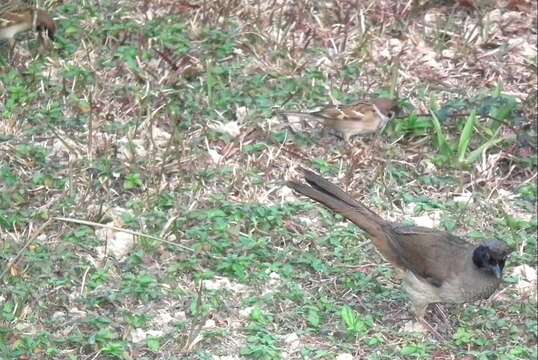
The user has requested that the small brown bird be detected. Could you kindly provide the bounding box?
[0,4,56,57]
[280,98,399,141]
[287,169,511,322]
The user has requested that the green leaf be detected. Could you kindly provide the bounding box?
[401,345,423,356]
[306,307,320,328]
[147,337,160,352]
[124,173,144,190]
[250,307,268,324]
[367,336,384,346]
[453,327,473,345]
[340,305,372,336]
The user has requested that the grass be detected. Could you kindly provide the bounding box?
[1,0,537,359]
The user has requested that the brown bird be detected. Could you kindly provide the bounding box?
[0,3,56,57]
[280,98,399,141]
[287,169,511,322]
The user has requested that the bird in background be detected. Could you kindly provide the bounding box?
[287,169,511,325]
[279,98,400,142]
[0,2,56,59]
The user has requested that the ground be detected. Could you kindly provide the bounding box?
[0,0,537,359]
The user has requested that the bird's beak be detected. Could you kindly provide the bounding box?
[493,264,502,279]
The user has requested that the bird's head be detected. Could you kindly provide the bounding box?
[36,10,56,41]
[472,240,512,278]
[372,98,400,120]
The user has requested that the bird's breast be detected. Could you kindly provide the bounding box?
[0,22,31,39]
[439,275,501,303]
[403,270,502,305]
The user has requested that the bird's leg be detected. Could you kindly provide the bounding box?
[413,301,427,323]
[434,304,451,327]
[8,39,16,64]
[341,132,352,146]
[401,300,428,333]
[404,300,429,333]
[38,31,50,53]
[412,302,446,339]
[371,133,384,150]
[326,128,349,146]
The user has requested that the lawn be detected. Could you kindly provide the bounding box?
[0,0,537,359]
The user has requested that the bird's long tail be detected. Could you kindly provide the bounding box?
[278,111,323,123]
[287,169,399,264]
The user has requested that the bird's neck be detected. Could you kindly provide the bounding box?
[34,10,50,30]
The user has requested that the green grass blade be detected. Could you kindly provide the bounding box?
[430,109,453,157]
[457,110,476,163]
[465,127,503,165]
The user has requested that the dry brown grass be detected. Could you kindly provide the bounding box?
[0,0,536,358]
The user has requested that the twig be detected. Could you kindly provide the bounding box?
[87,90,93,161]
[153,47,178,71]
[421,318,447,341]
[181,280,207,353]
[53,216,194,252]
[80,266,91,296]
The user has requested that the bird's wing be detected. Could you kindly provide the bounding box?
[315,103,370,122]
[0,4,30,26]
[388,224,472,287]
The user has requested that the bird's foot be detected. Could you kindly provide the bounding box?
[402,320,428,333]
[402,318,447,341]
